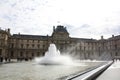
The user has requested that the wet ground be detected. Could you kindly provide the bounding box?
[97,61,120,80]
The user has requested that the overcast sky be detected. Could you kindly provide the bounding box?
[0,0,120,39]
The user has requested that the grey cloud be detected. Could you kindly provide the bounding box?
[62,24,75,30]
[10,3,17,7]
[1,13,18,23]
[2,15,12,21]
[109,26,120,34]
[0,0,9,4]
[81,24,91,28]
[102,26,120,35]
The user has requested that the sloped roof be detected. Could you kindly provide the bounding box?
[54,25,68,33]
[12,34,50,40]
[0,29,7,34]
[108,35,120,40]
[71,37,97,42]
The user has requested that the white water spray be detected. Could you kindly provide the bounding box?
[35,44,74,65]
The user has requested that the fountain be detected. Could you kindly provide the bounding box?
[35,44,73,65]
[0,45,105,80]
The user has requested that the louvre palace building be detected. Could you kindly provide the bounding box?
[0,25,120,60]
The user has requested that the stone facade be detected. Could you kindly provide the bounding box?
[0,25,120,60]
[0,28,10,58]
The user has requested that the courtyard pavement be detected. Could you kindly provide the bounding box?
[96,60,120,80]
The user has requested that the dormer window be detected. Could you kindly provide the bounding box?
[52,25,69,40]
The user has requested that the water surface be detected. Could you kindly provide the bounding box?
[0,61,103,80]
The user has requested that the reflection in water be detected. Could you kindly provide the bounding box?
[0,61,103,80]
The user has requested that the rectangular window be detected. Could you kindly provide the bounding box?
[43,45,45,48]
[84,47,86,50]
[21,44,23,48]
[11,51,14,57]
[37,44,40,48]
[37,52,40,56]
[20,52,23,57]
[79,46,81,50]
[33,40,34,43]
[11,43,14,48]
[115,45,117,49]
[27,44,29,48]
[0,49,2,55]
[32,44,34,48]
[32,53,34,57]
[27,40,29,42]
[115,52,118,56]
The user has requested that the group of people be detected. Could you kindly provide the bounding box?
[112,58,120,62]
[17,57,33,62]
[0,56,33,63]
[0,56,11,63]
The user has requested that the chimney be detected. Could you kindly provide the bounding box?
[112,35,114,38]
[7,28,10,33]
[18,32,20,35]
[53,26,55,31]
[101,35,104,40]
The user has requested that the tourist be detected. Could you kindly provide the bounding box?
[8,58,11,62]
[5,57,8,62]
[0,56,1,62]
[0,56,3,62]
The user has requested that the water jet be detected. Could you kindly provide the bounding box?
[35,44,73,65]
